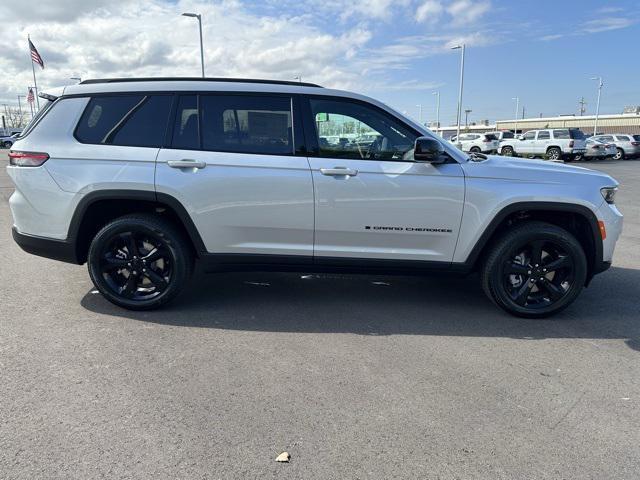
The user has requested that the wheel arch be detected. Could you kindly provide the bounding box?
[69,190,207,264]
[462,202,603,284]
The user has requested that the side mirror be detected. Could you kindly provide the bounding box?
[414,137,446,163]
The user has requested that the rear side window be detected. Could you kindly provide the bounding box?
[502,131,514,139]
[200,95,293,155]
[553,129,570,139]
[172,95,199,150]
[537,131,550,140]
[75,95,172,147]
[485,134,497,140]
[616,135,630,141]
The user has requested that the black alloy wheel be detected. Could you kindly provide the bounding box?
[481,222,587,318]
[88,215,192,310]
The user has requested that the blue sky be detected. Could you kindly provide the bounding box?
[1,0,639,125]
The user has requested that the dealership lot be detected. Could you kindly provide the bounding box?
[1,150,639,478]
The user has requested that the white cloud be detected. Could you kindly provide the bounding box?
[415,1,444,23]
[446,0,491,25]
[581,17,636,33]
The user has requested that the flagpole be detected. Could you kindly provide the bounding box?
[28,34,40,110]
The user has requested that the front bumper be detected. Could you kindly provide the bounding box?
[12,227,79,264]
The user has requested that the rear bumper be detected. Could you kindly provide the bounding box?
[12,227,80,264]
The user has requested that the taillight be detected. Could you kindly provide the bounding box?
[8,151,49,167]
[632,142,640,146]
[569,140,574,148]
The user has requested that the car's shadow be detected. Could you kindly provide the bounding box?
[81,266,640,351]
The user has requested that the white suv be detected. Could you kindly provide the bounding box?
[450,132,499,154]
[7,78,623,317]
[500,128,588,161]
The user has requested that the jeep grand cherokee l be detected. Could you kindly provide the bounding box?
[7,78,623,317]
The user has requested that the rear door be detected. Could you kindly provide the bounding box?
[303,96,465,264]
[155,93,314,258]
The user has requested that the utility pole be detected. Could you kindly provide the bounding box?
[579,97,587,116]
[591,76,603,136]
[512,97,519,134]
[432,91,440,131]
[464,108,472,127]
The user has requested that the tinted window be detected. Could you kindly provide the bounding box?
[502,131,514,139]
[616,135,630,141]
[485,134,498,140]
[172,95,199,150]
[200,95,293,155]
[634,135,640,141]
[537,131,550,140]
[569,129,585,139]
[553,129,570,139]
[76,95,172,147]
[597,135,614,142]
[310,98,418,160]
[523,131,536,140]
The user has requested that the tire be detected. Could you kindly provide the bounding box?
[546,147,562,161]
[470,146,481,153]
[3,141,12,148]
[501,146,514,157]
[88,214,193,310]
[613,148,624,160]
[481,221,587,318]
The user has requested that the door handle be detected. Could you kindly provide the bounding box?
[320,167,358,177]
[167,159,206,169]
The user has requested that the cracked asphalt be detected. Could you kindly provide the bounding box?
[1,150,639,479]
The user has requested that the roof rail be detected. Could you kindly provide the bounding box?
[79,77,322,88]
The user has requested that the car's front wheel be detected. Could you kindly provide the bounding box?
[88,214,193,310]
[501,146,514,156]
[481,221,587,318]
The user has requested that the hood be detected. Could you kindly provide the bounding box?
[461,155,618,187]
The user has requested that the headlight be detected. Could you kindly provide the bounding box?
[600,187,617,204]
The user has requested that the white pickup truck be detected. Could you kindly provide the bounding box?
[499,128,587,161]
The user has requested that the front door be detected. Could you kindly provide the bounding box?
[304,97,465,264]
[155,93,314,258]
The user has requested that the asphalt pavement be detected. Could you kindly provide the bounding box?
[1,150,639,479]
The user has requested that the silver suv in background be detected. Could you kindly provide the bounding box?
[450,132,499,153]
[591,133,640,160]
[499,128,587,161]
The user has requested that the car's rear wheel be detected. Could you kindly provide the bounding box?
[614,148,624,160]
[88,214,193,310]
[470,146,481,153]
[481,221,587,318]
[501,146,514,156]
[546,147,562,161]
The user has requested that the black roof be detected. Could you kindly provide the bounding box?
[79,77,322,88]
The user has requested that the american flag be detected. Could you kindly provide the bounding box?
[27,87,34,104]
[29,39,44,69]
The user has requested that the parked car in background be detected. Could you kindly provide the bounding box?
[499,128,587,161]
[1,132,22,148]
[450,133,499,153]
[581,138,616,160]
[591,133,640,160]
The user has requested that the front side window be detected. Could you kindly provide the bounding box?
[76,95,172,147]
[523,131,536,140]
[200,95,293,155]
[310,98,418,160]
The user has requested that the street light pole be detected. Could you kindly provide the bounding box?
[512,97,519,134]
[182,12,205,77]
[432,91,440,132]
[452,44,465,146]
[416,104,423,124]
[591,76,603,136]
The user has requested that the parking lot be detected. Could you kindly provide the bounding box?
[0,149,638,479]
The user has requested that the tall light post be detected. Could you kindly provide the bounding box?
[591,76,603,136]
[182,12,205,77]
[294,75,302,83]
[432,91,440,132]
[416,104,423,124]
[464,108,472,127]
[451,44,465,146]
[512,96,519,134]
